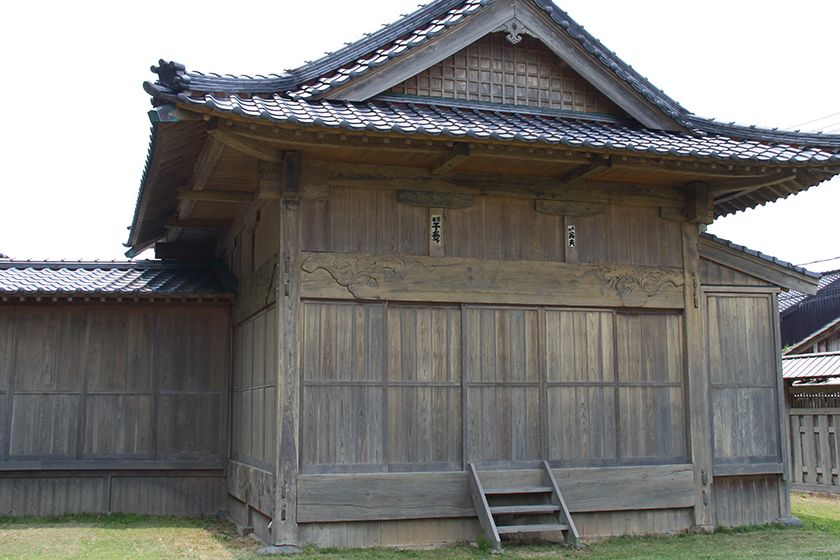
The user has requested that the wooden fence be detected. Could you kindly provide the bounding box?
[789,408,840,493]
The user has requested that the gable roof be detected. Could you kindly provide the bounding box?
[699,233,820,294]
[144,0,840,149]
[132,0,840,254]
[0,260,235,302]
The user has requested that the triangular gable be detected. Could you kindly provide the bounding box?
[311,0,683,130]
[387,32,626,116]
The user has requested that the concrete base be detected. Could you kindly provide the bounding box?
[776,516,803,528]
[256,545,303,555]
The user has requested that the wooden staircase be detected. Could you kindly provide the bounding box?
[468,461,579,551]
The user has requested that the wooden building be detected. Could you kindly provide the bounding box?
[781,270,840,354]
[4,0,840,550]
[0,261,234,516]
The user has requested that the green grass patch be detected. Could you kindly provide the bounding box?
[1,493,839,559]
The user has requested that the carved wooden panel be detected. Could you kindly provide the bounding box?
[388,33,624,115]
[300,252,685,309]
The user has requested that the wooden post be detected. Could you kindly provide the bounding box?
[772,291,793,519]
[682,222,715,530]
[274,152,302,546]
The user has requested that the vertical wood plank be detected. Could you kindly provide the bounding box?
[771,292,792,517]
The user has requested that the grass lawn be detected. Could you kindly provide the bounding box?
[1,493,838,559]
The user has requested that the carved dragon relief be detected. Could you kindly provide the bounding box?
[579,266,684,300]
[301,253,684,306]
[300,254,413,299]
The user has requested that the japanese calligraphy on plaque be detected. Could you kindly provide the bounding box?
[567,225,577,248]
[429,211,443,256]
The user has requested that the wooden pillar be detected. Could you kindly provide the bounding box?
[274,152,302,546]
[772,291,793,519]
[682,222,715,530]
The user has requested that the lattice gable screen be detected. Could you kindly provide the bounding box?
[388,32,625,115]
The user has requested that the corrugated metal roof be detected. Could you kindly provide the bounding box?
[783,352,840,380]
[0,260,234,299]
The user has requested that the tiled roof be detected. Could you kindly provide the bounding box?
[783,351,840,380]
[180,94,840,165]
[144,0,840,151]
[701,233,821,280]
[0,261,234,299]
[780,270,840,314]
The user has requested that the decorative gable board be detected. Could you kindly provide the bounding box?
[388,33,625,115]
[323,0,677,130]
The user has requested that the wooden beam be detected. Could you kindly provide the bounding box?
[712,174,798,204]
[684,182,713,225]
[282,152,302,197]
[300,251,686,309]
[207,129,283,162]
[559,158,611,184]
[177,190,253,204]
[164,218,230,230]
[431,143,470,175]
[398,190,474,209]
[710,173,798,195]
[221,121,779,179]
[179,135,226,221]
[154,241,215,261]
[536,200,604,217]
[257,160,283,200]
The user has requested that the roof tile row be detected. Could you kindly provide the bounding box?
[183,94,840,164]
[0,261,233,298]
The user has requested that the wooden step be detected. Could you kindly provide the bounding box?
[497,523,569,534]
[490,504,561,515]
[483,486,553,495]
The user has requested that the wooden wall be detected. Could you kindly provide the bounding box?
[388,33,624,116]
[704,290,787,526]
[300,302,688,473]
[301,186,683,267]
[700,259,770,287]
[0,304,230,517]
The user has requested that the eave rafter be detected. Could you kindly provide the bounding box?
[203,116,779,181]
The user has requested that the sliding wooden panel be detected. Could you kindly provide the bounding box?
[301,302,386,472]
[386,306,462,471]
[707,294,781,466]
[615,313,688,462]
[231,308,277,471]
[464,307,541,464]
[545,310,616,465]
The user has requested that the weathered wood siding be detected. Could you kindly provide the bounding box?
[299,303,688,473]
[700,259,770,287]
[789,408,840,493]
[388,33,624,115]
[706,294,781,467]
[705,291,787,525]
[232,307,277,472]
[228,256,280,542]
[0,304,229,516]
[301,187,683,267]
[713,475,781,527]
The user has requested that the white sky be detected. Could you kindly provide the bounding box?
[1,1,838,271]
